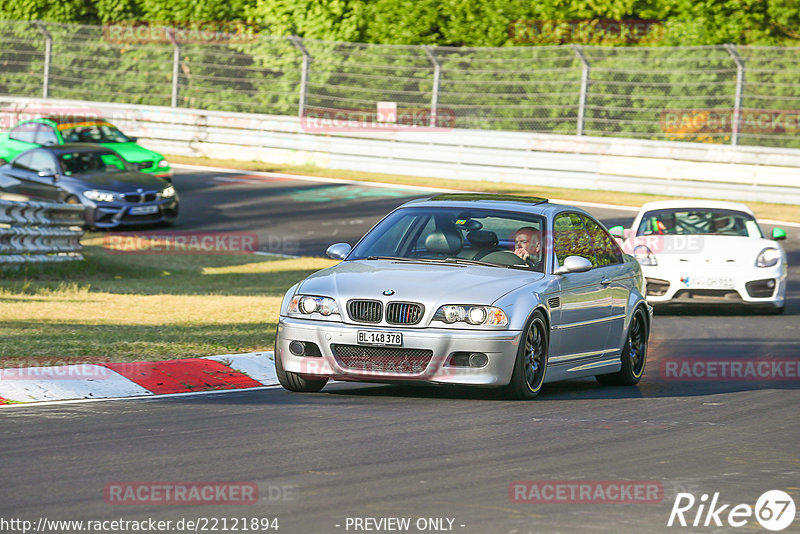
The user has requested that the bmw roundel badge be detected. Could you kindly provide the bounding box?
[382,289,395,296]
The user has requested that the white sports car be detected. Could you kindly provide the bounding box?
[611,200,788,313]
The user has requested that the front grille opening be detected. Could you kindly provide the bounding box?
[347,300,382,323]
[385,302,423,325]
[331,344,433,375]
[645,278,670,297]
[672,289,741,301]
[745,279,776,298]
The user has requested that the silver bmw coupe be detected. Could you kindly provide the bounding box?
[276,194,652,399]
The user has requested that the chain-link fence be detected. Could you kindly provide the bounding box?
[2,20,800,149]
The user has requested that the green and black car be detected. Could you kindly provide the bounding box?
[0,116,171,180]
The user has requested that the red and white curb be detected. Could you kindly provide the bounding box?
[0,352,277,405]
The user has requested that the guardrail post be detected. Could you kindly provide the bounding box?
[34,21,52,99]
[167,28,180,107]
[423,46,441,128]
[573,45,590,137]
[725,44,745,146]
[289,36,311,119]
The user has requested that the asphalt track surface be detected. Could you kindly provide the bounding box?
[2,168,799,533]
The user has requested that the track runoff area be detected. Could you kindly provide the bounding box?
[1,164,798,533]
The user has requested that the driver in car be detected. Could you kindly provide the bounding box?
[513,226,542,268]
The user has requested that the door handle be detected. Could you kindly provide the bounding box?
[600,277,612,286]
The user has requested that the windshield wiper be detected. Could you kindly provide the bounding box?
[444,257,534,270]
[366,256,417,261]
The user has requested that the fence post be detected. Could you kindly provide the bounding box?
[423,46,441,128]
[572,45,590,137]
[289,36,311,119]
[166,28,180,107]
[34,21,52,99]
[725,44,745,146]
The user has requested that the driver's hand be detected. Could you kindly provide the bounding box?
[514,248,529,260]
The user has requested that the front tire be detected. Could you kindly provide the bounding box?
[275,346,328,393]
[596,306,648,386]
[504,311,549,400]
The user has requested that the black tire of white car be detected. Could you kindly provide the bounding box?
[504,310,549,400]
[596,306,648,386]
[275,346,328,393]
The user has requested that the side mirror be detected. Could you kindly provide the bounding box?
[326,242,352,260]
[772,227,787,241]
[608,225,625,239]
[128,136,138,142]
[554,255,593,275]
[38,170,58,182]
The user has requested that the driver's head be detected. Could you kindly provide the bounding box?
[514,227,541,255]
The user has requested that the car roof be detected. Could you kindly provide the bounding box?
[24,116,105,125]
[638,199,754,215]
[41,144,117,155]
[398,193,595,219]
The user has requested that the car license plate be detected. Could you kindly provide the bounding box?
[357,330,402,346]
[686,276,736,289]
[129,205,159,215]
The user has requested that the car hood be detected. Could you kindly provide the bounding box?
[637,235,782,266]
[297,259,543,308]
[99,142,162,162]
[64,171,169,192]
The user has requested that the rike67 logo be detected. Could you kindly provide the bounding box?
[668,490,795,531]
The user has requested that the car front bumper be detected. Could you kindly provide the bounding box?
[276,316,522,386]
[642,263,786,307]
[85,198,179,228]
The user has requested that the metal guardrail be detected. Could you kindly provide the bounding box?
[0,200,85,263]
[2,97,800,205]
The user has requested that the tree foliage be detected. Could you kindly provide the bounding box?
[2,0,799,46]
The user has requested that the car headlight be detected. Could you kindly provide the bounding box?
[157,159,169,168]
[433,305,508,326]
[288,295,340,317]
[83,189,121,203]
[160,185,176,198]
[633,245,657,266]
[756,247,781,268]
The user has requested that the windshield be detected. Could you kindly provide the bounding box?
[58,151,132,175]
[636,208,763,238]
[60,122,132,143]
[348,206,546,271]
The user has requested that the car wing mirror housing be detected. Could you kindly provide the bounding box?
[554,255,593,275]
[326,242,352,260]
[772,227,786,241]
[37,170,58,182]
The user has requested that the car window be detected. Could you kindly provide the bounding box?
[34,125,59,146]
[636,208,762,238]
[581,215,623,266]
[29,150,58,175]
[12,152,35,171]
[348,206,546,271]
[60,122,132,143]
[58,151,129,175]
[553,212,597,267]
[9,123,38,144]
